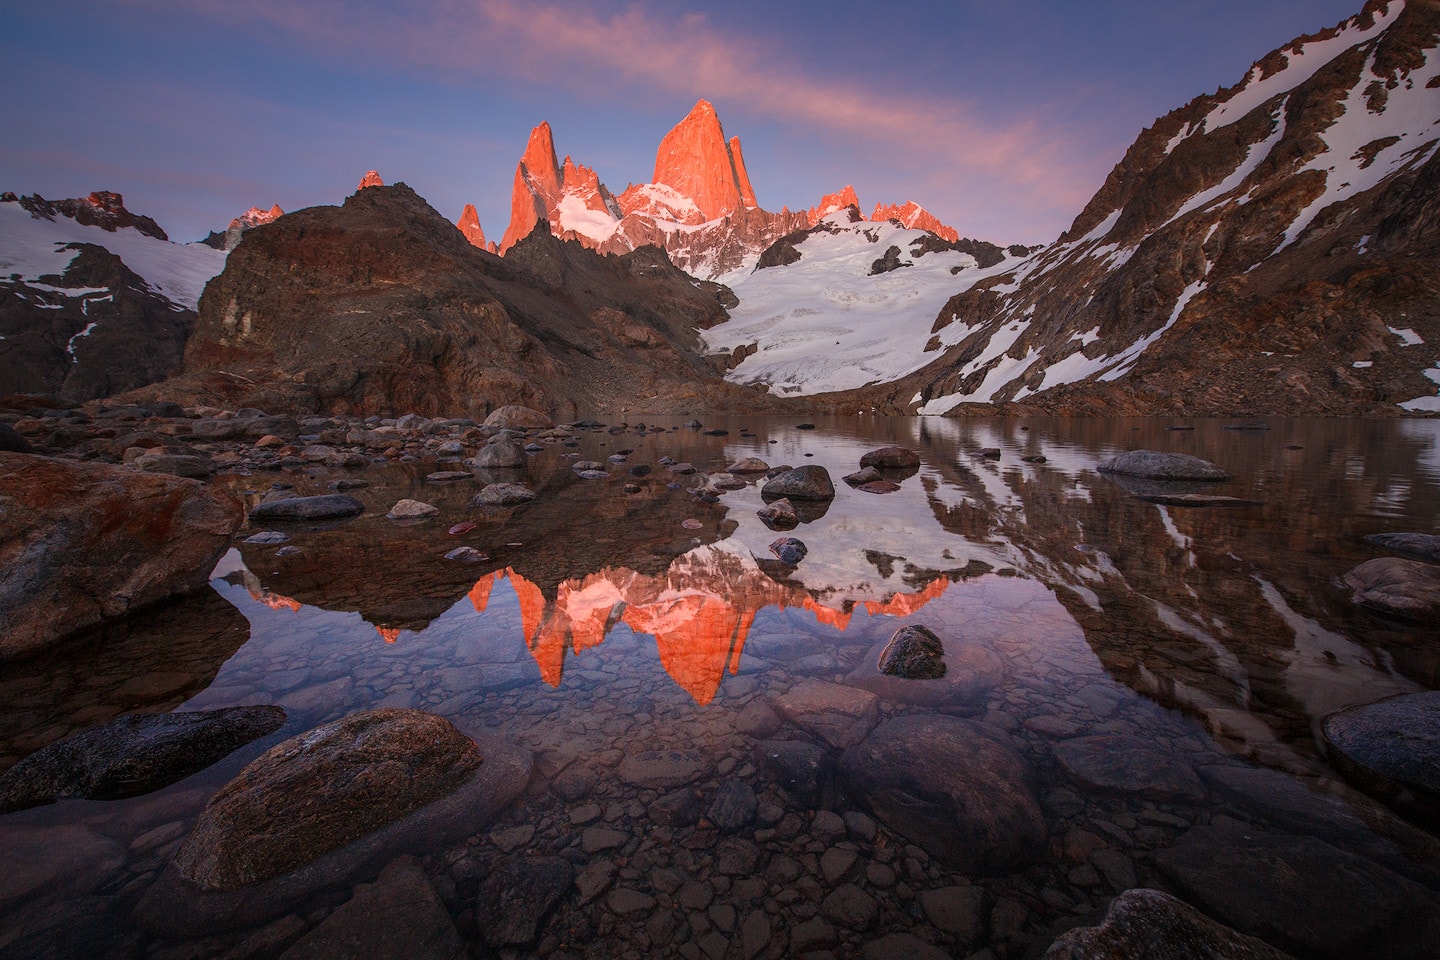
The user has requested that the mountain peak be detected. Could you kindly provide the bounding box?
[811,186,862,222]
[872,201,959,242]
[652,99,749,221]
[456,203,488,250]
[357,170,384,190]
[499,122,566,253]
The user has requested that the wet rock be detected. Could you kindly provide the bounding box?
[740,911,772,959]
[976,447,1001,460]
[1043,888,1295,960]
[715,837,761,875]
[474,482,535,506]
[857,479,902,494]
[278,856,464,960]
[473,856,573,948]
[425,470,472,483]
[1363,532,1440,564]
[1342,557,1440,620]
[859,446,920,469]
[647,788,703,827]
[473,440,527,469]
[173,709,483,890]
[843,466,884,486]
[754,739,832,805]
[249,494,364,522]
[607,887,656,916]
[0,423,32,453]
[860,933,952,960]
[244,530,290,545]
[385,498,438,520]
[849,631,1003,711]
[443,546,486,563]
[1321,691,1440,823]
[876,624,946,679]
[734,701,783,738]
[919,885,990,941]
[0,897,140,960]
[708,778,758,831]
[1154,823,1440,960]
[756,497,798,529]
[840,714,1045,875]
[761,465,835,501]
[0,452,242,660]
[772,679,879,749]
[822,883,878,931]
[1137,492,1261,507]
[0,706,286,813]
[133,452,212,478]
[768,537,807,564]
[483,405,553,431]
[1053,735,1205,801]
[0,824,126,911]
[727,457,770,473]
[1097,450,1231,481]
[618,749,710,788]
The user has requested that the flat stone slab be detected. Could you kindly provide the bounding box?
[772,680,879,749]
[1098,450,1231,481]
[249,495,364,522]
[1363,532,1440,564]
[474,856,574,948]
[1321,692,1440,823]
[1043,888,1296,960]
[1053,735,1204,801]
[840,714,1045,875]
[1137,493,1262,507]
[618,750,710,788]
[0,706,286,813]
[1342,557,1440,621]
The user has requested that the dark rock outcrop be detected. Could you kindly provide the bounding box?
[0,452,242,660]
[1321,691,1440,824]
[1044,888,1296,960]
[1342,556,1440,620]
[0,706,286,813]
[1098,450,1231,481]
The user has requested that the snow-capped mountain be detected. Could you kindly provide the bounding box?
[892,0,1440,416]
[0,192,226,400]
[201,203,284,252]
[702,208,1026,395]
[486,100,973,282]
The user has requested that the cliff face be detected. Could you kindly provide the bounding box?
[158,183,784,419]
[881,0,1440,417]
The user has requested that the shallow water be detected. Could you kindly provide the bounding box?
[2,416,1438,958]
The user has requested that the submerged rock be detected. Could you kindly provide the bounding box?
[1053,734,1205,801]
[174,709,482,891]
[1343,557,1440,620]
[1098,450,1231,481]
[757,497,798,529]
[876,624,946,679]
[0,452,242,660]
[474,482,535,506]
[1363,532,1440,564]
[473,439,527,469]
[248,494,364,522]
[474,856,574,948]
[1043,888,1296,960]
[840,714,1044,875]
[1321,691,1440,824]
[768,537,808,564]
[773,679,879,750]
[0,706,286,813]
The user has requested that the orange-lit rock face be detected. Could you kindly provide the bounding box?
[810,185,861,222]
[376,626,401,644]
[468,551,951,706]
[651,100,750,223]
[499,122,564,253]
[357,170,384,190]
[456,203,487,249]
[871,201,959,242]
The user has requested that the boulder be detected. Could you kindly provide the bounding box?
[0,452,242,660]
[1052,734,1205,801]
[483,405,554,431]
[173,709,482,891]
[248,495,364,522]
[768,537,808,564]
[385,499,439,520]
[849,631,1004,711]
[1097,450,1231,481]
[876,624,946,679]
[0,706,286,813]
[840,714,1045,875]
[1321,692,1440,824]
[756,497,798,529]
[761,465,835,501]
[473,856,574,948]
[278,856,465,960]
[474,439,528,469]
[726,457,770,473]
[1362,532,1440,564]
[473,482,536,506]
[1153,823,1440,960]
[1342,557,1440,620]
[754,739,832,806]
[1043,888,1295,960]
[773,680,879,749]
[843,466,884,487]
[859,446,920,469]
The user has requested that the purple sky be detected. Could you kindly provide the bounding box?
[1,0,1367,246]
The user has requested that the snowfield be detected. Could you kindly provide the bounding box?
[702,215,1022,396]
[0,201,226,310]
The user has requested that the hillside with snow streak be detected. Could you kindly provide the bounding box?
[873,0,1440,417]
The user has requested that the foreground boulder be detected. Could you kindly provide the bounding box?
[1342,557,1440,620]
[876,624,946,679]
[1321,691,1440,824]
[859,446,920,469]
[0,706,286,813]
[174,709,482,890]
[839,714,1044,875]
[0,452,242,660]
[1098,450,1231,481]
[761,465,836,501]
[1044,888,1295,960]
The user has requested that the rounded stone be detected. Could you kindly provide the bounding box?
[876,624,946,679]
[1321,691,1440,822]
[1097,450,1231,481]
[248,494,364,522]
[1342,557,1440,621]
[483,405,554,431]
[474,482,535,506]
[761,465,835,501]
[173,709,482,890]
[859,446,920,469]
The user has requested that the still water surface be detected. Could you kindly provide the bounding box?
[2,416,1437,957]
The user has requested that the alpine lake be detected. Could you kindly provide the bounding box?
[2,415,1438,960]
